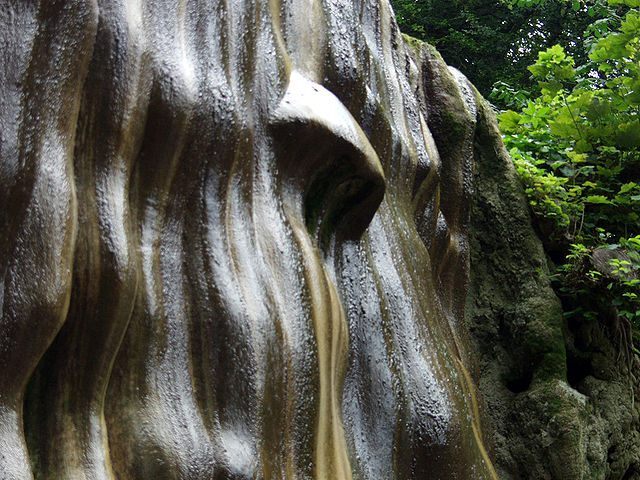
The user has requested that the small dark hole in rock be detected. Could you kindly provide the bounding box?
[608,444,616,460]
[505,369,533,394]
[566,353,592,391]
[621,465,637,480]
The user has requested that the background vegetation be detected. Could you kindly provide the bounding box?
[392,0,640,352]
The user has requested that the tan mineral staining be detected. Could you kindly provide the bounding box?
[1,1,495,478]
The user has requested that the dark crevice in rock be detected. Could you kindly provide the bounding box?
[566,353,593,392]
[622,464,638,480]
[504,368,533,394]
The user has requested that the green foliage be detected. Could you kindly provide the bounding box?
[390,0,607,100]
[496,0,640,347]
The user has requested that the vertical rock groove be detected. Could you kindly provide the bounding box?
[1,1,99,478]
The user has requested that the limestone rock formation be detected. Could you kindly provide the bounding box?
[466,91,640,479]
[404,38,640,480]
[0,1,494,478]
[1,1,637,479]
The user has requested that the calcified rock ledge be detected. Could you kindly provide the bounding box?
[3,1,634,479]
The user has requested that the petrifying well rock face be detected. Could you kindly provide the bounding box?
[1,1,498,478]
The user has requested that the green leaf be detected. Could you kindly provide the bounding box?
[615,121,640,148]
[575,140,593,153]
[609,0,640,8]
[620,182,638,194]
[498,110,523,132]
[584,195,613,204]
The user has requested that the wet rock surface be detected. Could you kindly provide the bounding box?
[1,1,495,478]
[0,1,637,479]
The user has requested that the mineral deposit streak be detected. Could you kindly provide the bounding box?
[1,0,497,478]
